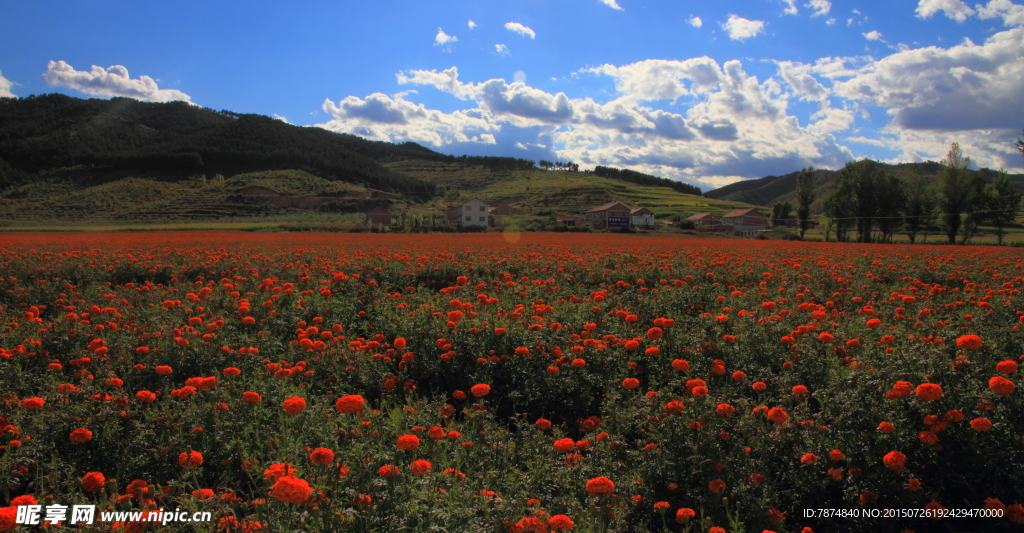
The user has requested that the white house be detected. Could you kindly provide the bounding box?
[630,207,655,229]
[457,198,490,227]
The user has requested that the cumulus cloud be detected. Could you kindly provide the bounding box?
[863,30,883,40]
[688,15,703,28]
[0,71,14,97]
[776,61,830,101]
[435,28,458,48]
[722,15,765,41]
[585,58,724,101]
[468,20,477,29]
[806,0,832,16]
[598,0,624,10]
[782,0,799,15]
[976,0,1024,26]
[40,60,191,103]
[272,114,289,123]
[319,92,498,146]
[505,22,536,39]
[495,44,510,56]
[915,0,976,21]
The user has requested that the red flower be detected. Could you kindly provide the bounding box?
[82,471,106,492]
[282,396,306,415]
[818,332,835,343]
[309,447,334,465]
[878,421,894,433]
[242,391,262,404]
[665,400,684,414]
[955,335,982,350]
[792,385,809,398]
[752,381,767,391]
[708,479,726,494]
[69,428,93,443]
[263,463,296,482]
[646,327,663,341]
[767,407,788,425]
[378,464,400,478]
[675,508,696,524]
[622,378,640,390]
[22,397,45,410]
[970,418,992,432]
[989,376,1015,396]
[585,476,615,496]
[178,451,203,468]
[716,403,735,416]
[396,434,420,451]
[155,365,173,375]
[269,476,312,504]
[136,390,157,403]
[883,451,906,472]
[334,394,365,413]
[915,383,943,401]
[393,338,407,350]
[410,460,432,476]
[548,514,575,531]
[535,418,552,430]
[223,367,241,378]
[471,383,491,397]
[801,453,818,465]
[829,449,845,462]
[554,438,575,453]
[866,318,881,329]
[671,359,690,371]
[996,360,1019,374]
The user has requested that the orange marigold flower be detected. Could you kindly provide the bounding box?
[708,479,726,494]
[263,463,297,482]
[970,418,993,432]
[242,391,262,404]
[335,394,365,413]
[989,376,1015,396]
[829,449,845,462]
[866,318,881,329]
[155,365,173,375]
[22,397,45,410]
[410,460,432,476]
[178,451,203,468]
[671,359,690,371]
[818,332,835,343]
[585,476,615,496]
[883,451,906,472]
[675,507,696,524]
[915,383,943,401]
[428,426,446,441]
[536,418,552,430]
[767,407,789,425]
[996,360,1019,374]
[396,434,420,451]
[554,438,575,453]
[622,378,640,390]
[309,447,334,465]
[282,396,307,415]
[752,381,767,391]
[715,403,735,416]
[136,390,157,403]
[378,464,400,478]
[223,367,241,378]
[393,338,407,350]
[548,514,574,531]
[269,476,312,504]
[792,385,809,398]
[82,471,106,492]
[646,327,664,341]
[70,427,93,443]
[471,383,491,397]
[801,453,819,465]
[665,400,684,414]
[955,334,982,350]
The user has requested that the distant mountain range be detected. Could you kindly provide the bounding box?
[704,163,1024,209]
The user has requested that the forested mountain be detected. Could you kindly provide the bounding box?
[705,162,1024,208]
[0,94,445,198]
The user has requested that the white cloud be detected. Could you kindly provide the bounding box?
[584,58,725,101]
[0,71,14,97]
[863,30,883,40]
[505,22,536,39]
[806,0,832,16]
[826,17,836,24]
[776,61,830,101]
[976,0,1024,26]
[782,0,799,15]
[844,135,889,147]
[40,60,192,103]
[688,15,703,28]
[435,28,458,48]
[272,114,289,123]
[495,44,510,56]
[468,20,477,29]
[598,0,624,10]
[722,15,765,41]
[319,92,498,146]
[916,0,976,21]
[808,105,855,133]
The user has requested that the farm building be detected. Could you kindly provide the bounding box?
[447,199,492,227]
[585,200,634,229]
[722,208,768,236]
[630,207,656,229]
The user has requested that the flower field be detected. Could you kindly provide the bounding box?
[0,231,1022,533]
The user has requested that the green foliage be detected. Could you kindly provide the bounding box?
[795,167,816,238]
[592,166,702,196]
[770,201,792,227]
[983,170,1023,245]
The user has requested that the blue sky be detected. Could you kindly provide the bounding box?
[2,0,1022,190]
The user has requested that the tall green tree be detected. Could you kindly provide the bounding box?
[983,170,1023,245]
[937,142,983,244]
[822,180,855,242]
[795,167,816,238]
[874,172,906,243]
[771,201,793,227]
[901,168,937,244]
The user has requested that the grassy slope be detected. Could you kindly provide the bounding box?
[384,160,758,219]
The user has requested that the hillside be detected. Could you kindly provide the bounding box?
[705,162,1024,209]
[0,94,759,226]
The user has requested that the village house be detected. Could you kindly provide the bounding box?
[585,200,634,229]
[447,198,491,227]
[630,207,656,229]
[722,208,768,236]
[365,207,392,225]
[686,212,719,227]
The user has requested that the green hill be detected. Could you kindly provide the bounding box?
[0,94,760,227]
[705,162,1024,210]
